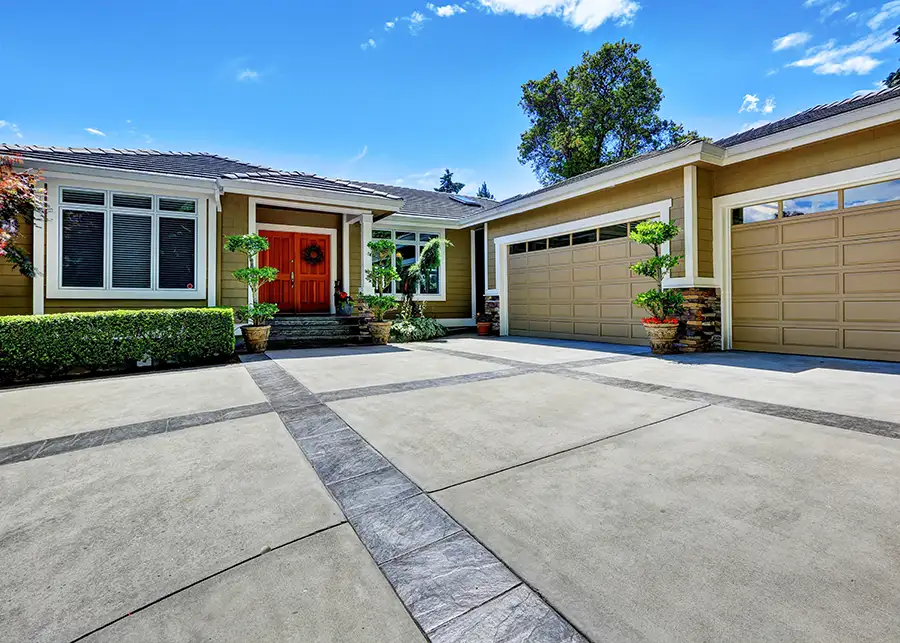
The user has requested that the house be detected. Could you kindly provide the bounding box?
[3,85,900,362]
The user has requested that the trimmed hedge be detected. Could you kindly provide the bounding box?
[0,307,235,382]
[390,317,448,343]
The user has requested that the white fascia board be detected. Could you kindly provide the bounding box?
[26,161,217,194]
[721,97,900,165]
[220,178,403,213]
[461,144,718,227]
[377,213,462,228]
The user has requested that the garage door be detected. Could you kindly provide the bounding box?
[731,185,900,362]
[507,222,655,344]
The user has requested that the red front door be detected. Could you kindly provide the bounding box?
[258,230,330,314]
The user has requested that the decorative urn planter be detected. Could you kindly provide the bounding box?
[642,320,680,355]
[476,321,492,336]
[242,325,272,353]
[338,301,354,316]
[369,321,391,345]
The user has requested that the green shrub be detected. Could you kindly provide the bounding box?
[390,317,448,343]
[0,307,235,382]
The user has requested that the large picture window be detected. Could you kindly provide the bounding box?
[58,187,199,295]
[372,228,444,297]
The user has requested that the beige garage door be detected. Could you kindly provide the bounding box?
[731,191,900,362]
[507,223,655,344]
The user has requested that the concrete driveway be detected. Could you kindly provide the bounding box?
[2,338,899,642]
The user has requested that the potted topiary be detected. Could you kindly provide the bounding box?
[224,233,279,353]
[628,220,684,355]
[335,289,354,316]
[475,312,492,336]
[358,238,399,345]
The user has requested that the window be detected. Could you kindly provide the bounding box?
[527,239,547,252]
[844,179,900,208]
[372,228,444,297]
[732,203,778,225]
[572,229,597,245]
[509,242,527,255]
[549,234,571,248]
[598,223,628,241]
[57,187,199,294]
[783,191,838,217]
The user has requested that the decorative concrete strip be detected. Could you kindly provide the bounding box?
[318,369,532,403]
[247,359,587,642]
[410,344,536,368]
[0,401,273,467]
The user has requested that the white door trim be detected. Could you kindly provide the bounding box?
[711,156,900,351]
[493,198,673,336]
[255,223,338,314]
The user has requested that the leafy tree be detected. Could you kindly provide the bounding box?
[224,233,279,326]
[628,221,683,321]
[434,169,464,194]
[476,182,494,199]
[885,27,900,87]
[359,239,399,322]
[1,155,45,277]
[518,41,702,187]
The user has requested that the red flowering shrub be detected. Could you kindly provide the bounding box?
[0,155,44,277]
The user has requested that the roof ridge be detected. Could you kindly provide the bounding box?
[350,178,498,203]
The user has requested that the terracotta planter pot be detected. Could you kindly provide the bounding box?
[642,321,680,355]
[241,325,271,353]
[369,321,391,345]
[476,321,492,336]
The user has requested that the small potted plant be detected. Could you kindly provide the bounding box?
[335,290,354,316]
[628,220,684,355]
[225,233,279,353]
[358,238,399,345]
[475,312,492,336]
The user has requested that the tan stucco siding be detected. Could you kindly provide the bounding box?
[486,169,685,289]
[428,228,472,319]
[0,221,33,316]
[44,299,207,314]
[697,167,714,278]
[219,193,250,309]
[713,122,900,197]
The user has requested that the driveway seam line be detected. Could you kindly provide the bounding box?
[66,520,348,643]
[427,404,713,495]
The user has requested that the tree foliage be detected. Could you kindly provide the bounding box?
[885,27,900,88]
[1,155,45,277]
[224,233,279,325]
[518,41,702,187]
[360,239,400,322]
[476,182,494,199]
[434,169,465,193]
[628,220,684,321]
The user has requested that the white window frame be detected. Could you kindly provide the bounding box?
[47,182,207,300]
[371,225,447,302]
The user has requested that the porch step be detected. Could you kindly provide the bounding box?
[266,315,373,349]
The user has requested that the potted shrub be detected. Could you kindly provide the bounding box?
[358,238,399,345]
[475,312,492,336]
[224,233,279,353]
[628,220,684,355]
[335,290,354,316]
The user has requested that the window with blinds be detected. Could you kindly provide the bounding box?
[56,186,200,294]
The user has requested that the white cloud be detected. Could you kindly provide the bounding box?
[476,0,640,32]
[0,120,23,139]
[788,30,897,75]
[237,69,259,81]
[404,10,428,33]
[739,94,760,112]
[766,68,780,76]
[868,0,900,29]
[427,3,467,17]
[385,20,396,30]
[762,96,776,113]
[360,38,377,50]
[820,2,847,19]
[773,31,811,51]
[351,145,368,162]
[84,127,106,137]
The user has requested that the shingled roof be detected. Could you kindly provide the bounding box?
[352,181,496,220]
[0,145,400,200]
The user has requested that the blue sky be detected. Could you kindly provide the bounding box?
[4,0,900,199]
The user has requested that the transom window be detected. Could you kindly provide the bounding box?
[58,187,199,293]
[732,177,900,225]
[511,220,642,254]
[372,228,443,296]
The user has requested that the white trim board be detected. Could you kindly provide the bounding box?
[254,223,339,315]
[711,156,900,351]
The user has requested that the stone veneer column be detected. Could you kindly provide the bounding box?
[484,294,500,335]
[676,287,721,352]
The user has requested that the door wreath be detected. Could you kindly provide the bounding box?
[302,243,325,265]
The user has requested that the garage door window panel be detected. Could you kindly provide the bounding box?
[844,179,900,208]
[783,192,838,218]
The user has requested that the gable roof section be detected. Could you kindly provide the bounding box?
[353,181,496,220]
[0,145,400,201]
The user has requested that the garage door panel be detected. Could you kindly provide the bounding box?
[631,323,648,339]
[527,254,549,268]
[548,268,572,283]
[509,255,528,270]
[598,243,629,260]
[731,202,900,361]
[601,323,630,338]
[527,287,550,300]
[509,304,529,317]
[600,283,629,300]
[782,301,840,322]
[601,304,630,319]
[509,271,529,285]
[550,320,574,335]
[781,246,839,270]
[509,317,529,331]
[530,320,550,332]
[550,304,572,317]
[599,263,629,281]
[573,266,599,282]
[527,270,549,284]
[571,247,597,263]
[572,285,597,300]
[574,322,599,335]
[550,286,574,301]
[548,251,572,266]
[573,304,598,318]
[528,304,550,317]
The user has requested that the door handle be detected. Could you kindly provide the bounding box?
[290,271,295,285]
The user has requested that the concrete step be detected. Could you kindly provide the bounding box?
[266,335,374,349]
[270,327,363,338]
[271,316,363,328]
